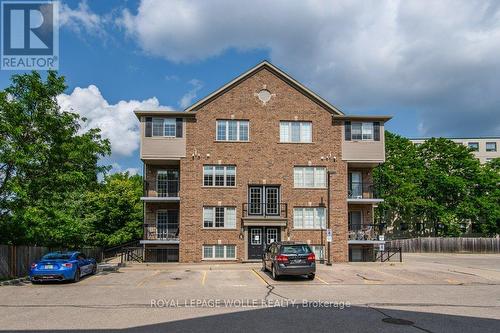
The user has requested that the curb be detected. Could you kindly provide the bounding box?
[98,263,122,272]
[0,276,30,286]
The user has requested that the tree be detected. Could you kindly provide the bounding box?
[373,132,424,235]
[83,172,143,247]
[471,158,500,235]
[374,132,498,238]
[0,71,110,246]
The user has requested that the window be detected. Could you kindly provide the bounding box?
[311,245,325,260]
[203,207,236,228]
[156,170,179,197]
[216,120,249,141]
[345,121,380,141]
[348,211,362,231]
[280,121,312,143]
[468,142,479,151]
[486,142,497,152]
[293,207,326,229]
[203,165,236,187]
[145,117,182,138]
[350,122,373,140]
[294,167,326,188]
[156,210,179,239]
[152,118,177,137]
[202,245,236,260]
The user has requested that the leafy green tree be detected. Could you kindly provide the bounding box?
[0,71,110,246]
[471,158,500,235]
[373,132,424,235]
[375,132,498,238]
[83,172,143,247]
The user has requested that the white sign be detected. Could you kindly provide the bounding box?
[378,235,385,241]
[379,243,385,251]
[326,229,332,242]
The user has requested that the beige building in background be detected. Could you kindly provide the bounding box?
[410,137,500,164]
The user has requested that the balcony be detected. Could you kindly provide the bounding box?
[348,224,384,244]
[347,182,383,204]
[140,225,179,244]
[241,203,288,226]
[141,180,180,202]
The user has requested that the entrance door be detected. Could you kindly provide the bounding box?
[349,172,362,198]
[248,227,281,260]
[248,186,280,216]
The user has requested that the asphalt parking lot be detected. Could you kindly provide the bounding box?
[1,253,499,332]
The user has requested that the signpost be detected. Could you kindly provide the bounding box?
[326,229,332,242]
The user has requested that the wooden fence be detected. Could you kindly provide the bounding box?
[387,237,500,253]
[0,245,103,280]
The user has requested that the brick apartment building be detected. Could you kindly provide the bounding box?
[134,61,391,263]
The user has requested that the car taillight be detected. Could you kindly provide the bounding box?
[307,253,316,262]
[276,255,289,263]
[62,263,72,268]
[30,263,37,269]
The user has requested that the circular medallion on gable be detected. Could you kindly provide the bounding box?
[257,89,272,103]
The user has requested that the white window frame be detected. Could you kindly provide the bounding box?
[280,121,312,143]
[293,207,326,229]
[351,122,373,141]
[293,167,326,188]
[202,207,237,229]
[202,245,237,260]
[152,118,176,138]
[203,165,236,187]
[216,120,249,142]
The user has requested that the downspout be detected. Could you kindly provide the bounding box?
[142,163,146,258]
[327,171,333,266]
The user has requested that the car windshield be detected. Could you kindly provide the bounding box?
[42,253,73,260]
[281,245,311,255]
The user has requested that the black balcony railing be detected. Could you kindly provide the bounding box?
[348,223,385,241]
[143,180,179,197]
[348,182,380,199]
[242,203,287,218]
[144,225,179,241]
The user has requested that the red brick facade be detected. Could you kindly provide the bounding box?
[177,67,348,262]
[138,63,387,263]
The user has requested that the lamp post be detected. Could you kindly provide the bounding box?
[326,170,335,266]
[319,197,326,264]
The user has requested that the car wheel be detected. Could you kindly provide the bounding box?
[73,269,81,283]
[308,273,315,280]
[261,261,267,272]
[272,265,280,280]
[91,263,97,275]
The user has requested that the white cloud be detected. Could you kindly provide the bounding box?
[57,85,174,157]
[59,1,105,35]
[179,79,203,109]
[108,163,140,176]
[119,0,500,136]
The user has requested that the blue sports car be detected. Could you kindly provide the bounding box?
[29,251,97,283]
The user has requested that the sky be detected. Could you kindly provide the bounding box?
[1,0,499,175]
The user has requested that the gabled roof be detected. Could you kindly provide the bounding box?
[184,60,344,115]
